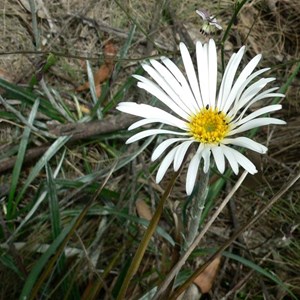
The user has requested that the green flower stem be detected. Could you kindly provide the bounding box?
[116,169,182,300]
[185,169,209,249]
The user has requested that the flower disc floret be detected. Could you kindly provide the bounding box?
[188,106,230,143]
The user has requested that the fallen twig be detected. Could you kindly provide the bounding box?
[0,114,137,173]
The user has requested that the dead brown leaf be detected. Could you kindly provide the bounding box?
[193,256,221,294]
[136,200,153,221]
[76,42,117,98]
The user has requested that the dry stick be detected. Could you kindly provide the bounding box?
[116,169,182,300]
[170,171,300,299]
[153,170,249,299]
[48,114,137,139]
[0,115,137,174]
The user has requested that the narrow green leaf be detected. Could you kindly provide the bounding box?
[19,221,76,300]
[46,164,61,238]
[114,23,136,75]
[7,99,40,218]
[103,65,143,113]
[24,160,115,300]
[7,152,66,242]
[14,136,70,214]
[223,251,298,300]
[0,78,63,122]
[87,60,103,119]
[0,253,24,279]
[112,257,132,299]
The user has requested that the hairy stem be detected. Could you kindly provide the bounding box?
[185,169,209,249]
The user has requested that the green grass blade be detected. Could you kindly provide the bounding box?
[112,257,132,299]
[278,62,300,95]
[7,98,40,219]
[7,150,66,243]
[0,253,24,279]
[40,79,75,122]
[45,163,76,300]
[103,65,144,113]
[46,164,61,238]
[223,251,298,300]
[86,60,103,119]
[114,23,136,75]
[14,136,70,214]
[0,78,63,122]
[19,220,76,300]
[22,160,116,300]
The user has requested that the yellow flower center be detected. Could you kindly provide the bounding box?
[188,106,230,144]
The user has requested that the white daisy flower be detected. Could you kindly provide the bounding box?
[117,39,285,195]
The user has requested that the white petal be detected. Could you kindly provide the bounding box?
[152,138,190,161]
[180,43,202,108]
[228,88,283,120]
[234,78,275,111]
[196,41,209,108]
[128,118,162,130]
[156,147,177,183]
[234,104,282,126]
[228,118,286,136]
[196,10,206,20]
[221,145,239,174]
[173,140,194,171]
[149,60,193,114]
[211,146,225,173]
[235,90,284,115]
[137,65,190,119]
[242,78,275,99]
[218,46,245,110]
[227,68,271,115]
[126,129,189,144]
[221,54,262,113]
[136,81,190,121]
[223,137,268,153]
[229,147,257,174]
[161,57,199,112]
[186,144,204,195]
[118,102,187,130]
[208,39,217,107]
